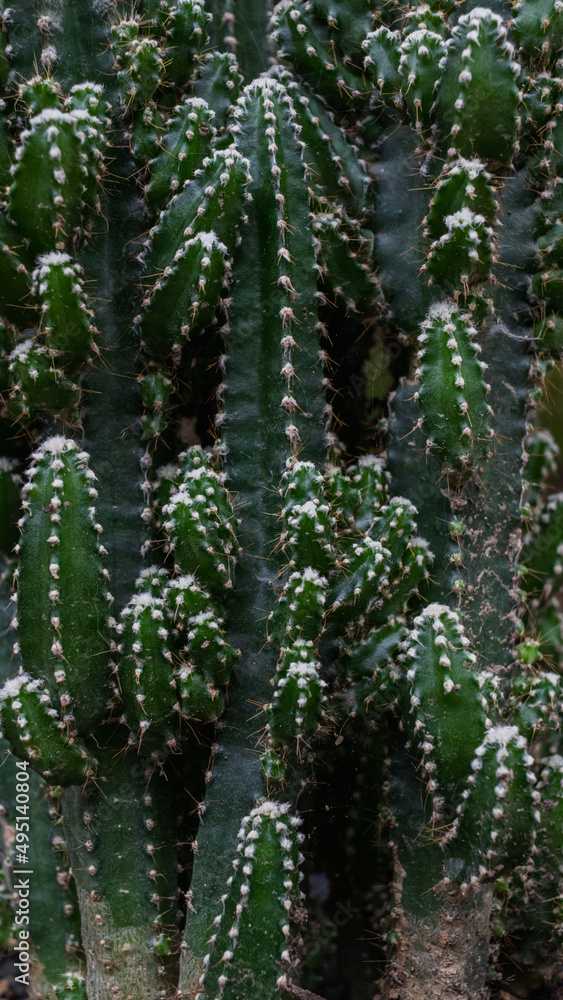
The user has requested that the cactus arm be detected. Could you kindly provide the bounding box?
[33,0,115,92]
[225,0,271,79]
[399,604,487,825]
[0,674,97,785]
[16,437,111,734]
[0,754,84,993]
[443,726,536,883]
[454,171,533,666]
[382,715,496,1000]
[200,801,304,1000]
[193,53,243,134]
[140,231,229,358]
[499,755,563,986]
[373,125,430,331]
[398,29,447,136]
[79,117,147,603]
[163,0,212,88]
[386,384,451,601]
[282,76,370,207]
[0,215,34,328]
[180,75,330,992]
[32,253,96,369]
[63,741,182,1000]
[118,590,180,755]
[225,78,327,466]
[512,0,563,65]
[271,0,365,111]
[434,8,520,165]
[0,563,83,993]
[414,302,493,476]
[145,97,217,211]
[141,148,249,280]
[26,781,83,992]
[521,492,563,604]
[310,0,373,55]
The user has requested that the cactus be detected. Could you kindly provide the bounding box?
[0,2,561,999]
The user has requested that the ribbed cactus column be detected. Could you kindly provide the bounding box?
[0,5,181,999]
[364,4,536,997]
[180,74,329,995]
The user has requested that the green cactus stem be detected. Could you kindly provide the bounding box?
[32,252,96,369]
[399,603,486,826]
[414,301,493,476]
[15,436,111,735]
[434,7,520,166]
[144,97,217,209]
[63,742,182,1000]
[199,800,304,1000]
[0,673,97,785]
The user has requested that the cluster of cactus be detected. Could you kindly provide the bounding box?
[0,0,563,998]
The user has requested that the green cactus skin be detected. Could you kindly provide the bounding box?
[162,459,239,594]
[140,230,229,358]
[399,603,486,826]
[363,27,401,99]
[496,754,563,988]
[424,158,499,243]
[140,146,249,287]
[112,20,164,109]
[54,973,87,1000]
[144,97,217,210]
[63,742,182,1000]
[0,564,83,995]
[193,53,242,131]
[117,590,180,755]
[271,1,367,110]
[32,252,96,370]
[444,724,536,881]
[7,340,80,420]
[512,0,563,67]
[281,76,370,208]
[9,98,108,255]
[414,301,493,476]
[199,800,304,1000]
[312,212,378,316]
[162,1,212,89]
[15,437,111,736]
[0,2,561,999]
[402,29,447,133]
[0,759,85,993]
[522,426,559,513]
[434,8,520,166]
[0,673,97,785]
[0,458,22,553]
[521,491,563,606]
